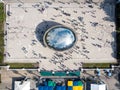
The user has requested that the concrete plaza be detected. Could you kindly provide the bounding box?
[4,0,117,70]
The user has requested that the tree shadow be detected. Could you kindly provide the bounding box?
[90,0,117,61]
[118,73,120,83]
[12,70,25,76]
[115,83,120,89]
[12,70,19,74]
[99,0,116,22]
[35,20,61,47]
[113,68,120,79]
[111,31,117,60]
[26,70,39,77]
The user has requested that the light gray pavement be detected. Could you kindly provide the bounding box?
[3,0,117,71]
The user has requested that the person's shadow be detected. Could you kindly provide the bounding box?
[35,21,61,46]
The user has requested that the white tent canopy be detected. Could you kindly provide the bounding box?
[91,84,106,90]
[15,81,30,90]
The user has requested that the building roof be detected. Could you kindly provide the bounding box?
[15,81,30,90]
[91,84,106,90]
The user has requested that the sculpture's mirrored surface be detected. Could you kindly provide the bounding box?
[44,26,76,51]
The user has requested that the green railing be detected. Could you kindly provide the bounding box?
[40,71,80,76]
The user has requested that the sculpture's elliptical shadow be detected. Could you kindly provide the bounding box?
[35,21,61,47]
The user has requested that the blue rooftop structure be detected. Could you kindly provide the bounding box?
[38,80,83,90]
[68,86,72,90]
[38,86,54,90]
[73,81,78,86]
[44,25,76,51]
[56,86,66,90]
